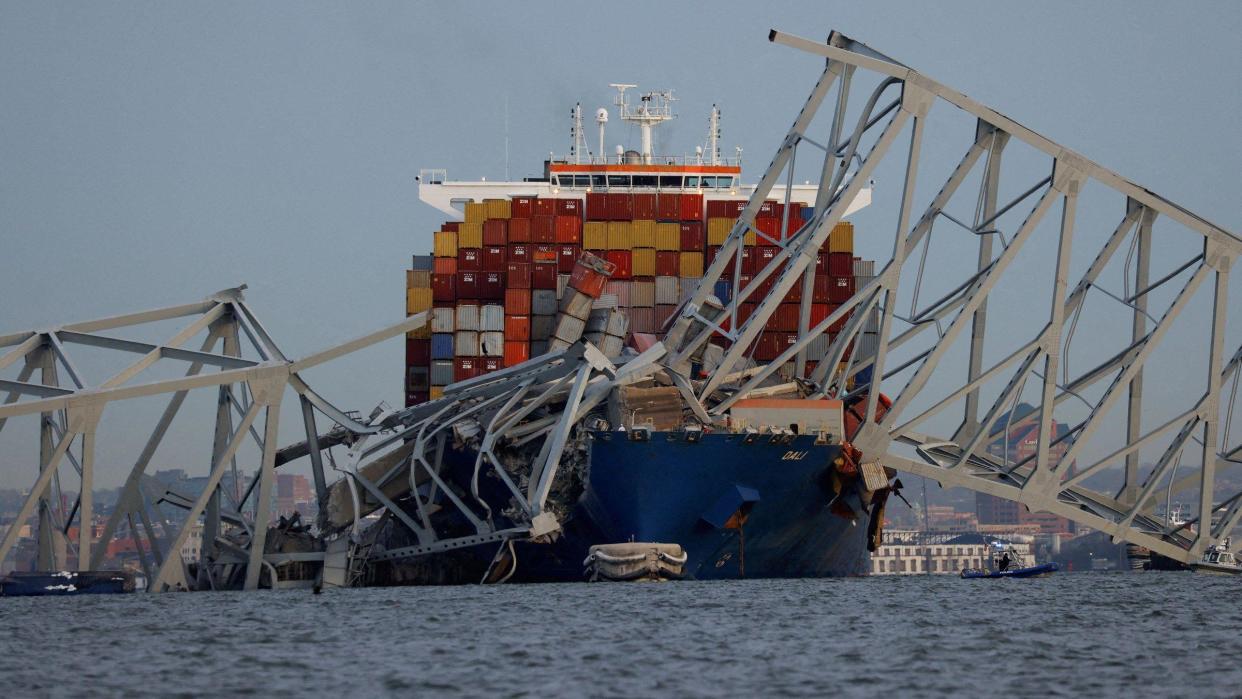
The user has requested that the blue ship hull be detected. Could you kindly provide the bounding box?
[507,431,870,581]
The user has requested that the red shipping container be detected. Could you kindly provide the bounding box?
[433,257,458,275]
[441,222,461,232]
[456,271,480,299]
[532,262,558,289]
[505,315,531,341]
[508,217,532,242]
[756,246,781,271]
[432,273,456,302]
[505,288,531,314]
[481,357,502,374]
[532,244,557,263]
[829,276,855,302]
[828,252,853,276]
[511,196,535,219]
[508,243,530,263]
[585,192,608,220]
[558,245,581,273]
[809,303,831,328]
[555,198,581,217]
[679,222,705,251]
[454,358,479,382]
[504,340,530,367]
[457,248,481,271]
[607,192,634,221]
[738,274,754,296]
[405,391,429,407]
[705,245,718,269]
[532,216,556,243]
[405,338,431,366]
[554,216,582,244]
[813,276,832,303]
[507,262,532,289]
[481,245,506,271]
[705,199,730,218]
[483,219,507,245]
[679,192,703,222]
[784,276,802,303]
[656,193,681,221]
[815,251,828,276]
[755,216,780,242]
[633,192,657,219]
[741,246,757,274]
[480,271,505,299]
[758,200,777,217]
[786,202,803,226]
[569,265,608,298]
[534,197,557,217]
[605,250,633,280]
[769,303,801,332]
[655,251,680,276]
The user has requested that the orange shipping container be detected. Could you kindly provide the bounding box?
[504,288,531,315]
[433,257,458,275]
[504,340,530,367]
[504,315,531,340]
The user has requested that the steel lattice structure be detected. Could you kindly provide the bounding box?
[2,29,1238,591]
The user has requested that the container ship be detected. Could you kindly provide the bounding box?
[394,87,885,582]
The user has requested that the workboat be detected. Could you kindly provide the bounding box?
[0,570,136,597]
[960,562,1059,579]
[1190,540,1241,576]
[382,86,890,582]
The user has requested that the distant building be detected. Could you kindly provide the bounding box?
[974,404,1076,535]
[276,474,314,517]
[870,530,1033,575]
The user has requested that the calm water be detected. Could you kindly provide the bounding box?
[1,571,1237,697]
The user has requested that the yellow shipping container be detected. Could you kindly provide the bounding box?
[406,287,433,314]
[829,222,854,253]
[484,198,511,219]
[744,226,757,246]
[433,230,458,258]
[457,222,484,249]
[430,386,445,400]
[679,252,704,278]
[607,221,631,250]
[707,217,734,245]
[407,322,431,340]
[655,223,680,251]
[464,201,486,223]
[407,270,431,289]
[631,220,656,248]
[584,221,608,249]
[632,248,656,277]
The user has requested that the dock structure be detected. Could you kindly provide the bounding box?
[1,29,1239,589]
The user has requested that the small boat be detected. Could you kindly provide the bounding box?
[961,562,1059,579]
[1190,539,1241,576]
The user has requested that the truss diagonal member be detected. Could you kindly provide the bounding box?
[1112,415,1201,537]
[93,302,230,389]
[1060,404,1203,491]
[0,333,42,372]
[1052,264,1212,475]
[1063,203,1145,317]
[665,57,843,357]
[702,109,912,400]
[811,288,882,388]
[0,428,76,565]
[529,363,593,516]
[950,348,1044,471]
[151,397,263,592]
[1194,259,1232,552]
[882,186,1059,431]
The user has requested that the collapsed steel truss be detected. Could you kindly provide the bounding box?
[2,29,1238,589]
[663,30,1242,564]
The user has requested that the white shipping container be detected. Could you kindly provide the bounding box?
[549,337,572,353]
[859,332,879,356]
[532,290,559,316]
[553,315,587,344]
[678,278,700,305]
[654,276,679,305]
[479,305,504,332]
[606,309,629,337]
[593,294,619,309]
[455,304,480,332]
[479,332,505,356]
[454,331,479,356]
[808,333,830,358]
[864,307,880,333]
[431,307,455,333]
[560,290,594,320]
[430,360,454,386]
[556,274,571,299]
[585,308,610,333]
[630,281,655,308]
[856,274,876,290]
[853,259,875,277]
[604,280,631,307]
[601,334,624,358]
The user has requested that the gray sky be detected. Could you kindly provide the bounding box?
[1,2,1239,488]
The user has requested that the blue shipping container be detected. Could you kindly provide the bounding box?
[431,333,454,360]
[713,280,732,303]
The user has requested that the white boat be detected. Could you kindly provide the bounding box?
[1190,539,1241,575]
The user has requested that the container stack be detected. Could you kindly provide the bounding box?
[406,193,866,407]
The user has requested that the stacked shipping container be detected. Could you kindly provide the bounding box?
[406,193,864,407]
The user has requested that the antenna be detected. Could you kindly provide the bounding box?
[595,108,609,164]
[570,103,589,165]
[705,104,721,166]
[611,83,676,164]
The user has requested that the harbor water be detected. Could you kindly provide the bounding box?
[1,572,1236,697]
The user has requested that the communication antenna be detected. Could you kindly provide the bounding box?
[611,83,676,164]
[595,108,608,164]
[570,103,589,165]
[705,104,721,166]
